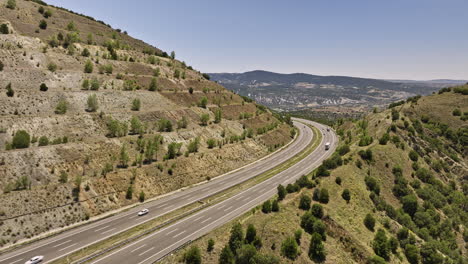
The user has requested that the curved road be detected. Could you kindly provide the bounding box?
[90,119,337,264]
[0,118,336,264]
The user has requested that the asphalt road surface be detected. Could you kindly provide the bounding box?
[0,118,335,264]
[89,118,337,264]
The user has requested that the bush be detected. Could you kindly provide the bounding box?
[262,200,272,213]
[311,204,324,218]
[12,130,30,149]
[199,96,208,108]
[177,116,188,129]
[299,194,311,210]
[342,189,351,202]
[408,150,418,162]
[188,87,194,94]
[39,20,47,29]
[214,108,222,123]
[131,98,141,111]
[40,83,48,91]
[148,77,158,91]
[319,188,329,203]
[420,243,443,264]
[164,142,182,160]
[43,9,52,18]
[6,83,14,97]
[308,233,326,262]
[6,0,15,9]
[54,99,68,114]
[0,24,8,34]
[183,246,201,264]
[335,176,342,185]
[281,237,299,260]
[202,73,210,80]
[271,199,279,212]
[90,78,99,90]
[38,136,49,146]
[187,137,200,153]
[365,176,380,194]
[86,94,98,112]
[0,61,3,71]
[219,246,235,264]
[294,229,302,245]
[379,133,390,145]
[206,138,216,149]
[82,79,90,90]
[452,108,461,116]
[358,149,373,161]
[401,194,418,217]
[158,118,173,132]
[245,224,257,244]
[367,256,386,264]
[364,213,376,231]
[84,60,94,73]
[200,113,210,126]
[207,238,215,252]
[81,48,90,57]
[107,118,128,137]
[277,184,286,200]
[228,222,243,252]
[404,244,420,264]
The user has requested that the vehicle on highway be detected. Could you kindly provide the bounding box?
[325,142,331,150]
[137,209,149,216]
[326,127,330,132]
[25,256,43,264]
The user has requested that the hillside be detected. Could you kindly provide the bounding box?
[209,70,440,111]
[163,86,467,264]
[0,0,293,247]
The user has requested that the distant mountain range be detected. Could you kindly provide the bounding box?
[209,70,465,111]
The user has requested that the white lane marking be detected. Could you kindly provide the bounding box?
[165,228,178,235]
[9,259,23,264]
[129,215,138,219]
[52,239,72,248]
[224,206,233,212]
[58,243,78,252]
[235,196,243,201]
[173,230,186,238]
[138,246,155,256]
[131,244,147,253]
[94,225,110,232]
[193,216,204,222]
[242,197,250,202]
[201,217,212,224]
[218,204,226,209]
[100,228,116,235]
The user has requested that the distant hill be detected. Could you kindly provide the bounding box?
[209,70,441,111]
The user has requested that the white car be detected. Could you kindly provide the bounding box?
[137,209,149,216]
[25,256,43,264]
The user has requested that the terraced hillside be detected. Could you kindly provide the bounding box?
[0,0,293,247]
[164,86,467,264]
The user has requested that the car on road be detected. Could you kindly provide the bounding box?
[325,142,331,150]
[138,209,149,216]
[326,127,330,132]
[25,256,43,264]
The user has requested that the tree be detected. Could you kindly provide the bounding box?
[367,256,386,264]
[219,246,235,264]
[311,204,324,218]
[184,246,201,264]
[277,184,286,200]
[388,236,398,254]
[245,224,257,244]
[39,20,47,29]
[55,99,68,114]
[84,59,94,73]
[420,243,443,264]
[200,113,210,126]
[126,185,133,199]
[6,83,14,97]
[199,96,208,108]
[308,233,326,262]
[299,194,311,210]
[228,222,243,253]
[404,244,420,264]
[188,87,194,94]
[81,48,90,57]
[6,0,16,9]
[335,176,342,185]
[372,229,390,260]
[294,229,302,245]
[139,191,145,202]
[131,98,141,111]
[130,116,143,135]
[119,144,129,168]
[342,189,351,203]
[207,239,215,252]
[40,83,48,91]
[237,244,258,264]
[86,94,98,112]
[148,77,158,91]
[12,130,30,149]
[271,199,279,212]
[262,200,272,213]
[281,237,299,260]
[402,194,418,217]
[165,142,181,160]
[319,188,329,203]
[187,137,200,153]
[364,213,376,231]
[170,51,176,60]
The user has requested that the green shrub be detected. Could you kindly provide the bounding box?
[452,108,461,116]
[364,213,376,231]
[54,99,68,114]
[277,184,286,200]
[372,229,390,260]
[177,116,188,129]
[81,48,90,57]
[262,200,272,213]
[198,96,208,108]
[228,222,243,252]
[311,204,324,218]
[271,199,279,212]
[90,78,99,90]
[319,188,329,203]
[200,113,210,126]
[131,98,141,111]
[207,238,215,252]
[39,20,47,30]
[106,118,128,137]
[308,233,326,262]
[281,237,299,260]
[341,189,351,202]
[158,118,173,132]
[164,142,182,160]
[6,83,14,97]
[0,61,3,71]
[0,24,8,34]
[38,136,49,146]
[219,246,235,264]
[12,130,30,149]
[59,171,68,183]
[214,108,222,123]
[148,77,158,91]
[40,83,48,91]
[408,150,418,161]
[6,0,16,9]
[206,138,216,149]
[299,194,311,210]
[86,94,98,112]
[82,79,90,90]
[84,60,94,73]
[139,191,145,202]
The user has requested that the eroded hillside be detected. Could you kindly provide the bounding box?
[0,0,293,247]
[164,87,467,264]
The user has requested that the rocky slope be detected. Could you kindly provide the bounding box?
[0,0,293,247]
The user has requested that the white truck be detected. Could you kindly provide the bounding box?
[325,142,331,150]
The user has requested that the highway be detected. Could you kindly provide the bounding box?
[89,119,337,264]
[0,118,335,264]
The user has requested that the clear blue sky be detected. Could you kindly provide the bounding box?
[47,0,468,80]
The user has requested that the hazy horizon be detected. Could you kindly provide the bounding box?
[46,0,468,80]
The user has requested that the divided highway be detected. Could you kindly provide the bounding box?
[0,118,336,264]
[90,119,337,264]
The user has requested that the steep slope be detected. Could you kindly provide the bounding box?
[209,70,440,111]
[0,0,293,247]
[164,86,467,264]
